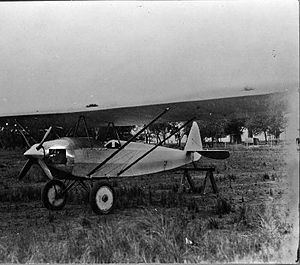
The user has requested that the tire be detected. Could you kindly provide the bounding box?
[90,181,115,215]
[42,179,67,210]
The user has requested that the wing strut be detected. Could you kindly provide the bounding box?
[87,108,170,177]
[117,117,195,176]
[67,115,93,147]
[105,122,121,145]
[14,119,38,146]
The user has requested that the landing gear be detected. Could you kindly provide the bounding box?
[41,178,116,215]
[42,179,68,210]
[89,182,115,215]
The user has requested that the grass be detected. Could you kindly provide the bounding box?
[0,204,294,263]
[0,143,298,263]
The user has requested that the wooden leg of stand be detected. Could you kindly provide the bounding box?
[202,173,208,195]
[208,170,219,194]
[184,169,196,193]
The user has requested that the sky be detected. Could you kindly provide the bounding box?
[0,0,298,115]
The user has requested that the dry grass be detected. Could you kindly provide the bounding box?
[0,204,294,263]
[0,143,298,263]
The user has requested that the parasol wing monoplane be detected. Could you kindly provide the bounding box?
[0,87,290,214]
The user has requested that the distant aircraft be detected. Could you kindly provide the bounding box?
[0,88,289,214]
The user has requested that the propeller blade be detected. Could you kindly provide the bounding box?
[36,126,52,150]
[18,159,35,180]
[37,159,53,180]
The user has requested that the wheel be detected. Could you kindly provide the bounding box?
[41,179,68,210]
[90,181,115,215]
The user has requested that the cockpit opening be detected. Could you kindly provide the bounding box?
[49,149,67,164]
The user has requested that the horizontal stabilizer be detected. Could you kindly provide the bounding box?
[198,150,230,160]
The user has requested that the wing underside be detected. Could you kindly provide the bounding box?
[0,90,289,128]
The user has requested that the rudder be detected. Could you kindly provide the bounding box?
[184,121,230,160]
[184,121,202,152]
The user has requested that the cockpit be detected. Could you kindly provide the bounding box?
[48,149,67,164]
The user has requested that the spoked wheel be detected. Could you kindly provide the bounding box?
[42,179,68,210]
[90,182,115,215]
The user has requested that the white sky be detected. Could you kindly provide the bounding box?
[0,0,298,114]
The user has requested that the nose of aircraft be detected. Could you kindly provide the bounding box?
[24,144,45,159]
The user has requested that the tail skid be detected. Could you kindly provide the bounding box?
[185,122,230,160]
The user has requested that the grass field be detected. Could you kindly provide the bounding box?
[0,143,298,263]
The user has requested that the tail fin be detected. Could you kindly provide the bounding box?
[185,121,230,160]
[184,122,203,152]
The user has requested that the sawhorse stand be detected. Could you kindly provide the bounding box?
[181,166,218,194]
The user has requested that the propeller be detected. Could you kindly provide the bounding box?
[36,126,52,151]
[18,126,52,181]
[18,159,35,180]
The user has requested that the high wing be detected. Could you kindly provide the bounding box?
[0,88,291,128]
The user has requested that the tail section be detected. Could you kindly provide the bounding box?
[185,121,230,160]
[184,122,202,152]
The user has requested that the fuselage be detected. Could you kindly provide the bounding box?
[24,137,201,178]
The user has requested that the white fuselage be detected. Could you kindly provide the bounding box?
[28,137,201,178]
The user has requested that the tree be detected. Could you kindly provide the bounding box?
[168,122,185,146]
[181,118,228,147]
[245,114,269,142]
[267,106,287,141]
[148,123,173,144]
[224,118,245,144]
[245,101,287,143]
[198,118,228,142]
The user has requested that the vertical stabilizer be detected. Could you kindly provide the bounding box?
[184,122,202,152]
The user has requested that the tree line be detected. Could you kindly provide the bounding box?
[0,102,287,149]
